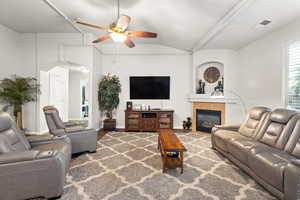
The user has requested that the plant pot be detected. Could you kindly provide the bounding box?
[16,111,23,129]
[103,119,116,131]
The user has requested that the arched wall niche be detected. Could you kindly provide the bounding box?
[196,61,224,95]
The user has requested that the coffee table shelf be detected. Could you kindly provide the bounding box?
[158,129,187,173]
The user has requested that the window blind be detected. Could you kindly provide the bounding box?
[287,41,300,110]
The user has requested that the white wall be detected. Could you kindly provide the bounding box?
[0,24,20,122]
[69,70,89,120]
[101,44,192,129]
[0,24,22,79]
[92,48,103,129]
[238,18,300,110]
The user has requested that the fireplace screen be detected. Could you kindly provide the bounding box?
[196,109,221,133]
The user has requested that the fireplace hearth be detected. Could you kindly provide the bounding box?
[196,109,221,133]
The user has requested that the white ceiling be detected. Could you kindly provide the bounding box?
[205,0,300,50]
[0,0,300,51]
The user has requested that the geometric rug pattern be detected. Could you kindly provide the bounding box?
[59,132,277,200]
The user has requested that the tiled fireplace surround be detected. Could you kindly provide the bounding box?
[192,102,225,132]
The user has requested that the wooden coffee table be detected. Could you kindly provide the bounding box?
[158,129,187,173]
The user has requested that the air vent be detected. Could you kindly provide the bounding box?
[260,20,272,26]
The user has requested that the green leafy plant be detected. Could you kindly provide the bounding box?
[98,74,121,119]
[0,75,40,129]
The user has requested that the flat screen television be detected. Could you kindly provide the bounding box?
[130,76,170,99]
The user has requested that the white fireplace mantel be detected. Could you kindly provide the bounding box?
[187,94,238,104]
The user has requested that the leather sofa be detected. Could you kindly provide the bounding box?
[212,107,300,200]
[43,106,97,154]
[0,111,71,200]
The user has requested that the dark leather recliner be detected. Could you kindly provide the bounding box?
[0,111,71,200]
[43,106,98,154]
[212,107,300,200]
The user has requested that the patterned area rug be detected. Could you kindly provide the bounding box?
[59,132,277,200]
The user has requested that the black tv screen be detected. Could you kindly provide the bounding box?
[130,76,170,99]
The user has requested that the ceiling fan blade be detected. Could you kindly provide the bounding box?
[92,35,111,43]
[127,31,157,38]
[124,38,135,48]
[76,20,108,31]
[116,15,131,31]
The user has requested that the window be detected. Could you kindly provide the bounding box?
[287,41,300,110]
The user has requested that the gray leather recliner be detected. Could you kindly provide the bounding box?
[43,106,98,154]
[212,107,300,200]
[0,111,71,200]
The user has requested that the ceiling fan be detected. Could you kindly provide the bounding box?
[75,0,158,48]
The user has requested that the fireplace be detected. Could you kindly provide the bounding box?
[196,109,221,133]
[191,102,225,132]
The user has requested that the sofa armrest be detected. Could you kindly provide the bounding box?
[64,122,83,127]
[29,135,71,149]
[284,159,300,200]
[65,126,86,133]
[0,150,55,164]
[212,124,241,134]
[51,128,66,136]
[27,134,54,143]
[0,151,66,199]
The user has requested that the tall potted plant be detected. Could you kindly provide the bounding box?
[98,74,121,130]
[0,75,40,129]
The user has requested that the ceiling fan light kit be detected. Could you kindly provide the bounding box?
[76,0,157,48]
[110,32,127,42]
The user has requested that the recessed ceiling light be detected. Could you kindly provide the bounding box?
[260,20,272,26]
[255,20,272,28]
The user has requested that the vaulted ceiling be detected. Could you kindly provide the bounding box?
[0,0,300,51]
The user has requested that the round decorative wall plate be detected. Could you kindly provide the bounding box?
[204,67,220,83]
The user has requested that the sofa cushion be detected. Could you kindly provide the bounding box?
[284,117,300,158]
[259,112,299,150]
[249,106,271,120]
[259,122,285,146]
[227,138,267,165]
[238,107,270,138]
[270,109,297,124]
[213,130,244,152]
[0,112,30,153]
[248,147,292,192]
[44,107,66,133]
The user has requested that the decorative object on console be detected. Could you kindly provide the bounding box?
[204,67,220,83]
[98,74,121,131]
[0,75,40,129]
[197,79,206,94]
[211,76,224,96]
[183,117,192,130]
[126,101,133,110]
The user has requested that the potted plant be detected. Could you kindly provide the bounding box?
[98,74,121,131]
[0,75,40,129]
